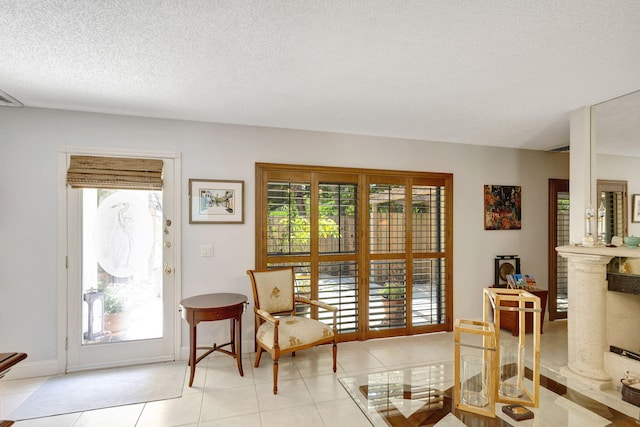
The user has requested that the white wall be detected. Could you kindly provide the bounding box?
[0,107,568,376]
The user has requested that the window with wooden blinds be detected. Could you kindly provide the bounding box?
[67,155,163,190]
[256,163,454,341]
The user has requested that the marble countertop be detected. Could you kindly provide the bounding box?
[556,245,640,258]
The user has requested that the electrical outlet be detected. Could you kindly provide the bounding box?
[200,244,214,257]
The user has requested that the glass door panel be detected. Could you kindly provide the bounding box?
[318,261,359,334]
[369,260,407,330]
[369,184,406,254]
[368,181,408,332]
[412,185,446,253]
[266,180,311,255]
[412,258,446,326]
[411,183,448,329]
[318,183,358,255]
[266,178,360,338]
[81,189,163,344]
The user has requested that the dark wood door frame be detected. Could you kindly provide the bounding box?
[548,179,569,320]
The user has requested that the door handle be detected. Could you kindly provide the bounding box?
[164,263,173,274]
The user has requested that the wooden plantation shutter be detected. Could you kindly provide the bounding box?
[67,155,163,190]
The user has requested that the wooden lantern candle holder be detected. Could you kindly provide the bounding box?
[453,318,497,418]
[483,288,541,408]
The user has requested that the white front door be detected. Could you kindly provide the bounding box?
[64,151,180,371]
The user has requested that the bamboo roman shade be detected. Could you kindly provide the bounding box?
[67,155,163,190]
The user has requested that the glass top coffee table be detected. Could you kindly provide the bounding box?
[339,361,640,426]
[339,362,461,426]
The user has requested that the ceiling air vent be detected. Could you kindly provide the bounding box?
[0,89,24,107]
[548,145,570,153]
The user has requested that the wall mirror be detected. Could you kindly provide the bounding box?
[592,90,640,158]
[591,89,640,240]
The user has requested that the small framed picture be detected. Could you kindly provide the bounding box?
[189,179,244,224]
[633,194,640,223]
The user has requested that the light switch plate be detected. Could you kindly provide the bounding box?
[200,244,213,257]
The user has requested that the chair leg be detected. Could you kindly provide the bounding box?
[272,357,279,394]
[332,339,337,373]
[254,346,263,368]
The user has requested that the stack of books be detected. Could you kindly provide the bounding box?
[506,273,537,289]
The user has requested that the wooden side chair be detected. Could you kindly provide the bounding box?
[246,267,338,394]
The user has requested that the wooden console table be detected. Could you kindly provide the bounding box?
[497,289,547,336]
[0,352,27,427]
[180,293,247,387]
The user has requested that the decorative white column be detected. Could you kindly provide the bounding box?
[555,246,631,389]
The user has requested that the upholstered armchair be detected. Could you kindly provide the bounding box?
[246,267,338,394]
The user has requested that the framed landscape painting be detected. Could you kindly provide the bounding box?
[484,185,521,230]
[189,179,244,224]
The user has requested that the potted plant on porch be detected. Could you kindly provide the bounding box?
[379,283,405,326]
[102,285,128,334]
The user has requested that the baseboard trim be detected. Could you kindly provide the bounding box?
[66,355,175,373]
[2,359,58,380]
[5,340,259,380]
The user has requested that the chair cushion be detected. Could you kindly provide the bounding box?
[253,269,294,313]
[257,316,334,351]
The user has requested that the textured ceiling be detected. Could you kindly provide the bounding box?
[1,1,640,153]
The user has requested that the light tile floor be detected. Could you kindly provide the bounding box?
[1,320,628,427]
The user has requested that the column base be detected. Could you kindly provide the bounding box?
[560,366,613,391]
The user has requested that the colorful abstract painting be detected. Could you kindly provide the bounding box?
[484,185,521,230]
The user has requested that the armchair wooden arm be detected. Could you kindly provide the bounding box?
[295,296,338,329]
[254,308,279,325]
[295,296,338,312]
